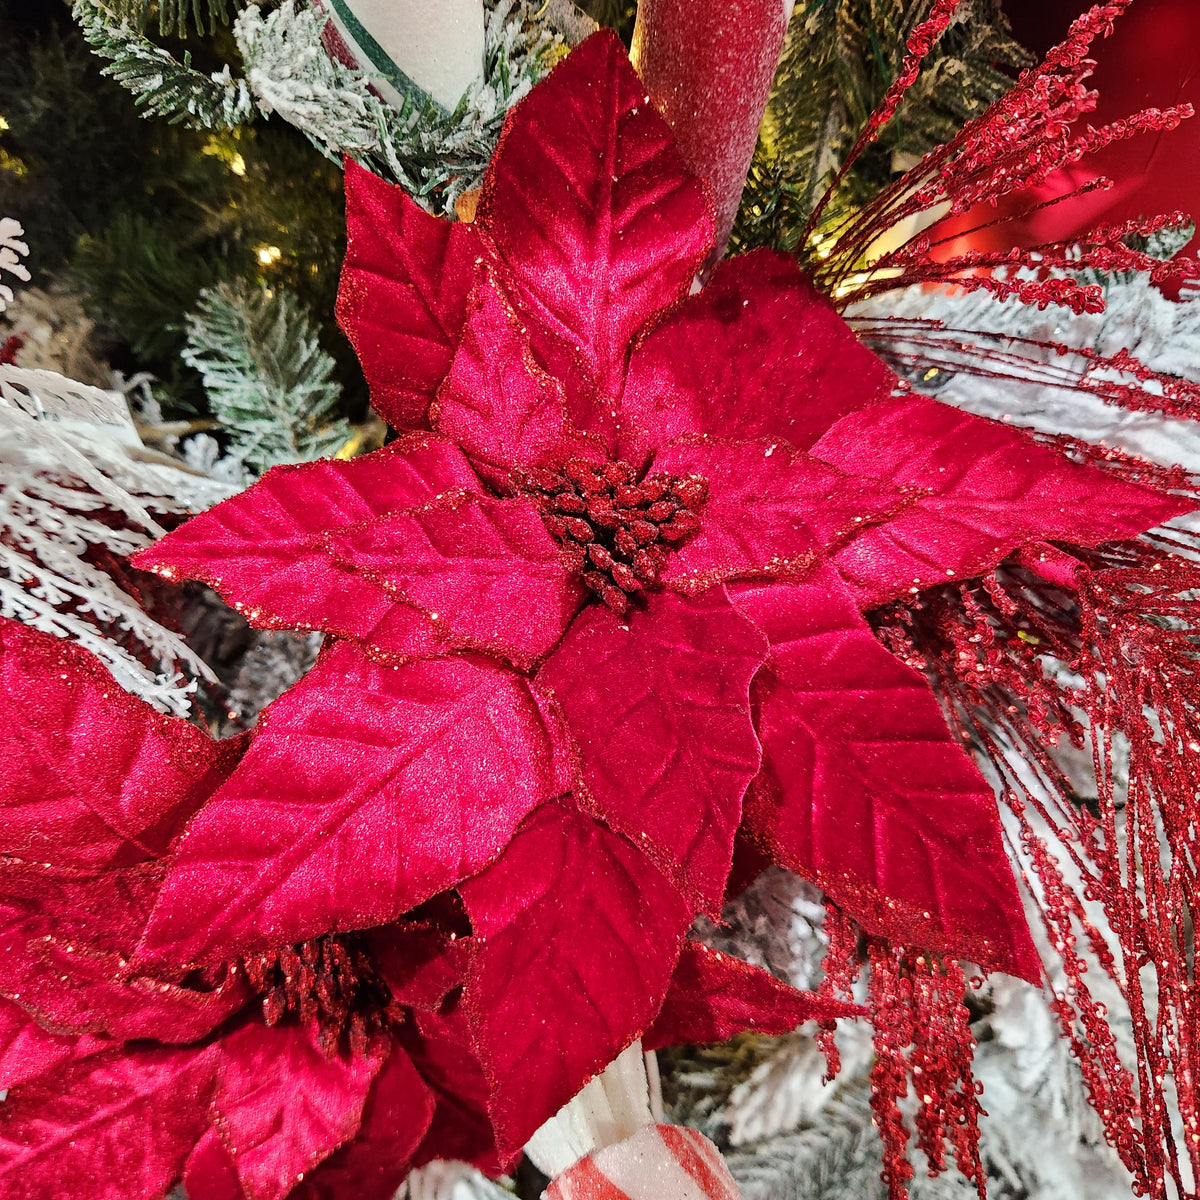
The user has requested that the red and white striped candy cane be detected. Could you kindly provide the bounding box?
[547,1124,743,1200]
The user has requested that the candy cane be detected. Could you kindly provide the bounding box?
[530,1042,745,1200]
[319,0,485,111]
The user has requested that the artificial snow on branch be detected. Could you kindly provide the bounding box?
[0,219,31,314]
[182,280,351,475]
[0,365,236,715]
[74,0,583,211]
[73,0,255,127]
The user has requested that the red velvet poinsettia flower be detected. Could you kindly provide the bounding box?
[0,621,483,1200]
[132,30,1191,1160]
[0,619,833,1199]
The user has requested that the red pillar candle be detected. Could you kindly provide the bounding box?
[631,0,794,258]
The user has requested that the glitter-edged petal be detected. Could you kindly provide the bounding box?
[338,159,482,431]
[325,492,586,671]
[139,641,571,967]
[211,1020,385,1200]
[477,30,714,439]
[538,589,767,915]
[618,250,895,467]
[0,1044,218,1200]
[650,437,905,593]
[642,940,863,1051]
[288,1045,437,1200]
[433,270,608,487]
[732,569,1041,981]
[812,395,1195,606]
[459,800,693,1163]
[0,620,243,869]
[132,436,483,659]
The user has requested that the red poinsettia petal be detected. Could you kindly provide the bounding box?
[338,158,482,431]
[477,30,713,439]
[618,250,895,469]
[642,941,864,1052]
[365,922,472,1012]
[404,1006,501,1175]
[325,493,586,670]
[538,589,767,915]
[811,395,1194,607]
[132,436,481,658]
[0,861,250,1042]
[432,270,608,487]
[0,1043,217,1200]
[732,570,1041,981]
[184,1131,246,1200]
[288,1044,436,1200]
[212,1021,385,1200]
[0,620,242,868]
[0,997,108,1090]
[140,641,569,967]
[650,437,905,593]
[458,800,694,1163]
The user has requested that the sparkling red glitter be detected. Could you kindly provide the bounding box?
[241,933,399,1058]
[868,535,1200,1199]
[516,458,707,613]
[800,5,1200,1194]
[800,0,1199,313]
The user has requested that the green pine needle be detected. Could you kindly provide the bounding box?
[183,280,352,473]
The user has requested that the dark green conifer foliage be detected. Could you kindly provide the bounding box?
[731,0,1032,255]
[0,5,353,417]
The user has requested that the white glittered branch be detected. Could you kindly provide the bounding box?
[0,217,31,313]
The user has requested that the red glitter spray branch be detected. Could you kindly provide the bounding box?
[799,0,1199,312]
[867,533,1200,1199]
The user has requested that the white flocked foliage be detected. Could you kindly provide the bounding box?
[0,364,237,715]
[0,219,30,314]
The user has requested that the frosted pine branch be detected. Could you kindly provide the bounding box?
[0,219,30,314]
[74,0,579,212]
[85,0,234,38]
[235,0,573,207]
[0,366,237,715]
[183,281,351,474]
[73,0,254,128]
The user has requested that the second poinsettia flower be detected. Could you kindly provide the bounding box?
[133,29,1191,1160]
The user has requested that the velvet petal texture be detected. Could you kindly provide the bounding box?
[459,800,694,1162]
[432,271,608,487]
[0,859,248,1041]
[812,395,1195,607]
[642,941,863,1051]
[324,492,586,669]
[140,640,569,967]
[287,1046,437,1200]
[733,570,1041,981]
[615,249,896,467]
[338,159,481,431]
[210,1021,385,1200]
[538,589,768,916]
[0,1044,218,1200]
[0,997,106,1091]
[476,30,714,434]
[131,435,483,662]
[0,619,242,868]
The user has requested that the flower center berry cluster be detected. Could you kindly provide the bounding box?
[241,933,398,1057]
[517,459,707,613]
